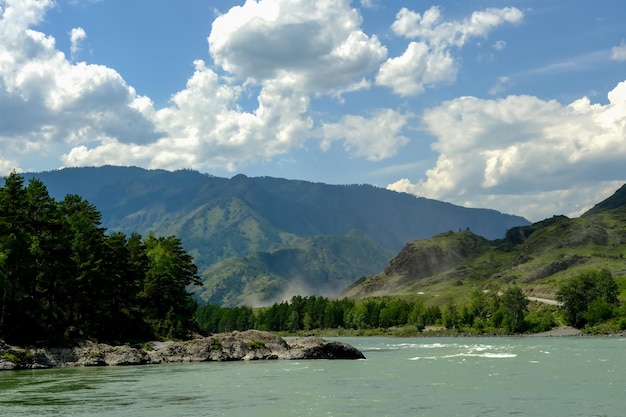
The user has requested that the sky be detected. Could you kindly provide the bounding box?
[1,0,625,222]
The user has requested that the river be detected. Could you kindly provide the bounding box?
[1,336,624,416]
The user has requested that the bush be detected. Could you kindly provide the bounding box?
[584,298,614,326]
[249,340,266,349]
[1,353,20,364]
[211,338,222,351]
[525,311,556,333]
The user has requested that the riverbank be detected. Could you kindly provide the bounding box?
[282,324,620,338]
[0,330,365,371]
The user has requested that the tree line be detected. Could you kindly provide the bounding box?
[197,269,623,335]
[0,173,200,345]
[196,286,548,335]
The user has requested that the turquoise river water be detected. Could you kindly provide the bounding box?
[1,336,624,417]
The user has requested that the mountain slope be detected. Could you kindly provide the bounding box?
[343,184,626,303]
[21,166,530,305]
[196,232,395,306]
[582,183,626,217]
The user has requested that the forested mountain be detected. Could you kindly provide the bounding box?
[343,183,626,303]
[21,166,529,305]
[197,232,395,306]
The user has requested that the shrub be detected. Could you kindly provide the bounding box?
[211,338,222,351]
[1,353,20,364]
[249,340,266,349]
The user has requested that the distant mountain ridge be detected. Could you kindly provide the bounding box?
[21,166,530,305]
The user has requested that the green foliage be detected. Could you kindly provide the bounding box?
[249,340,266,349]
[442,302,459,329]
[0,173,200,344]
[499,286,529,333]
[1,353,20,363]
[584,298,614,326]
[211,338,222,351]
[194,286,549,335]
[556,268,620,328]
[524,308,556,333]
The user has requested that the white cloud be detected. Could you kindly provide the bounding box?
[0,0,52,29]
[0,157,20,176]
[611,41,626,61]
[321,109,411,161]
[376,41,456,96]
[376,6,523,96]
[0,0,160,170]
[208,0,387,94]
[2,0,327,173]
[488,76,511,95]
[388,81,626,221]
[389,6,523,48]
[64,60,314,171]
[69,27,86,59]
[493,40,506,50]
[360,0,376,9]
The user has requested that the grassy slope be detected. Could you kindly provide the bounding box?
[342,206,626,307]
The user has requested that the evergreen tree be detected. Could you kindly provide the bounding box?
[0,173,202,344]
[142,234,202,339]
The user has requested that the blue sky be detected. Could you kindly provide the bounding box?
[1,0,625,221]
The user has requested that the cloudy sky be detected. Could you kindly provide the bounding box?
[1,0,625,221]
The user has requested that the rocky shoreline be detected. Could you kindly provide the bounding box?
[0,330,365,371]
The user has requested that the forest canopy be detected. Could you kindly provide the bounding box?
[0,172,201,345]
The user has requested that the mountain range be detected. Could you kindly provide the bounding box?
[22,166,529,306]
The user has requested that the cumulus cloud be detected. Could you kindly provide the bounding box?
[321,109,411,161]
[64,0,403,171]
[0,157,20,176]
[387,81,626,221]
[209,0,387,93]
[0,0,161,170]
[376,6,523,96]
[376,41,456,96]
[64,60,313,171]
[69,27,86,59]
[1,0,405,174]
[611,41,626,61]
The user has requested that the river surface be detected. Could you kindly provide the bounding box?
[1,336,624,417]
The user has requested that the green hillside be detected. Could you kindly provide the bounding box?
[343,192,626,306]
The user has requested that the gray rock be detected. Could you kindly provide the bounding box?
[287,336,367,360]
[0,330,365,370]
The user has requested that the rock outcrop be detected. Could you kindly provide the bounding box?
[0,330,364,370]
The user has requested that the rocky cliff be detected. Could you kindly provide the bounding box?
[0,330,365,370]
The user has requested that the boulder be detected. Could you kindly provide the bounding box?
[287,336,366,360]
